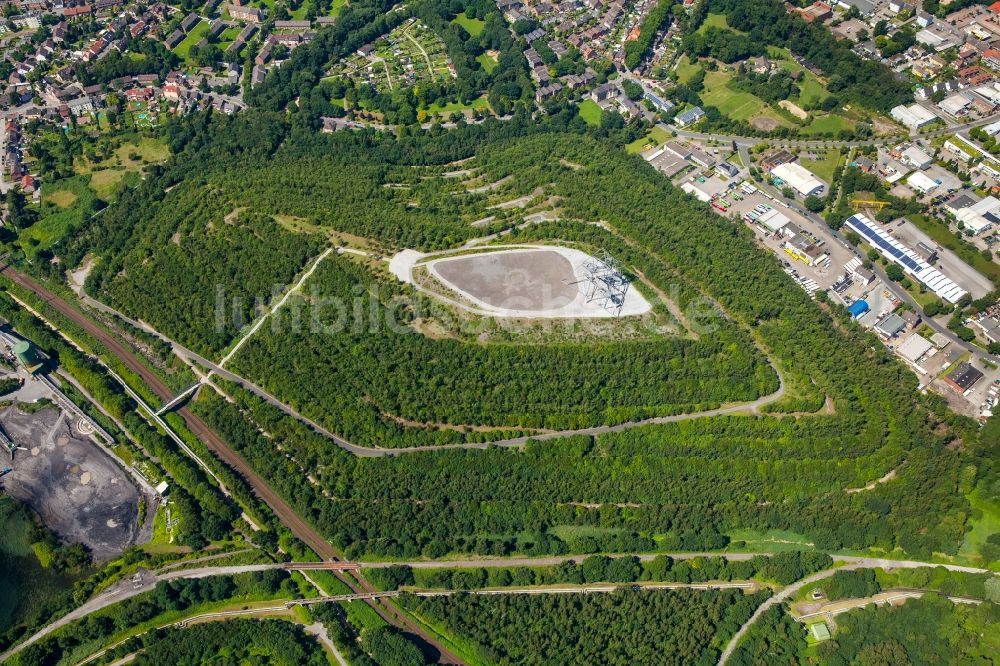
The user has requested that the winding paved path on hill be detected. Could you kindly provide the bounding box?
[75,284,789,457]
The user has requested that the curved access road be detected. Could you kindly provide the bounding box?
[715,557,991,666]
[74,280,789,458]
[199,355,786,458]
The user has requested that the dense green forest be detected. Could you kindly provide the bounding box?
[0,498,87,654]
[398,588,768,666]
[814,595,1000,665]
[368,551,833,591]
[728,604,805,666]
[230,255,774,442]
[129,620,326,666]
[52,110,994,559]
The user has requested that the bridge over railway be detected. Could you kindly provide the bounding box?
[155,380,203,416]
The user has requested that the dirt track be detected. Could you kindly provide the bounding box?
[0,266,462,665]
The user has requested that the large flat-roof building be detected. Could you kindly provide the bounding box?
[756,208,791,233]
[944,362,984,394]
[906,171,939,195]
[771,162,825,197]
[844,214,968,303]
[901,145,933,170]
[949,194,1000,235]
[891,103,939,129]
[897,333,934,364]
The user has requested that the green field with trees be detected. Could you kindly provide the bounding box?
[10,571,304,666]
[0,498,88,654]
[130,619,326,666]
[814,594,1000,664]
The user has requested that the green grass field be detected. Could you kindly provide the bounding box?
[424,96,490,116]
[476,52,497,73]
[674,55,701,85]
[452,11,485,36]
[801,150,843,184]
[796,78,827,108]
[625,125,672,154]
[21,175,97,254]
[697,13,741,34]
[577,99,603,126]
[959,484,1000,565]
[804,114,855,136]
[172,20,208,62]
[700,70,780,124]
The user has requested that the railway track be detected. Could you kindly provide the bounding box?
[0,265,463,664]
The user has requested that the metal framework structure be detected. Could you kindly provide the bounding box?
[575,250,631,316]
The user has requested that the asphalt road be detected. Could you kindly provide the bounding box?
[665,110,1000,150]
[6,549,986,664]
[0,266,463,665]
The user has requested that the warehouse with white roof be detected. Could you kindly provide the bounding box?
[844,214,967,303]
[952,195,1000,235]
[906,171,939,195]
[771,162,825,198]
[755,208,791,233]
[891,103,938,130]
[983,119,1000,136]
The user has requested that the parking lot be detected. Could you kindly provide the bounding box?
[724,187,859,292]
[888,217,993,298]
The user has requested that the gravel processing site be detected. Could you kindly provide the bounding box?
[0,398,146,561]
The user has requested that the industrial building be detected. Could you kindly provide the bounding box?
[944,362,984,394]
[847,299,870,318]
[897,333,935,365]
[891,103,939,130]
[906,171,939,195]
[874,312,907,339]
[844,214,968,303]
[771,162,825,197]
[664,141,715,169]
[901,145,933,170]
[946,193,1000,235]
[755,208,791,233]
[939,93,972,117]
[680,182,711,203]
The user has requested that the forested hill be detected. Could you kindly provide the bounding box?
[51,106,986,556]
[691,0,911,113]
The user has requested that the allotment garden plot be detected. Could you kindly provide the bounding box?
[325,18,452,92]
